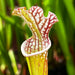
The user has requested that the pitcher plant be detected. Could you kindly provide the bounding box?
[12,6,58,75]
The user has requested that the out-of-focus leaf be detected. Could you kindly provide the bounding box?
[0,12,26,33]
[42,0,50,16]
[43,0,56,16]
[55,0,75,75]
[18,0,25,6]
[8,50,19,74]
[0,18,2,31]
[25,0,31,9]
[9,0,14,11]
[0,12,15,24]
[0,40,15,75]
[30,0,42,7]
[0,0,6,15]
[63,0,75,27]
[0,70,4,75]
[6,24,12,49]
[0,17,6,49]
[15,26,25,63]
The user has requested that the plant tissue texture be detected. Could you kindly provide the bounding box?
[12,6,58,75]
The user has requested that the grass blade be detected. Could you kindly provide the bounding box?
[8,50,19,74]
[55,0,75,75]
[18,0,25,6]
[63,0,75,27]
[5,24,12,49]
[0,40,15,75]
[25,0,31,9]
[0,0,6,15]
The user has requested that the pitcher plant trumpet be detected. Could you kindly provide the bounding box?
[12,6,58,75]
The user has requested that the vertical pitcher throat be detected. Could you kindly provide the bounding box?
[26,51,48,75]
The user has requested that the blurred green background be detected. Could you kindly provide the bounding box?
[0,0,75,75]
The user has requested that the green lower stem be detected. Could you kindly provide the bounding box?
[26,51,48,75]
[66,56,75,75]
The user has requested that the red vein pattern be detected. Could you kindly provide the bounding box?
[12,6,58,57]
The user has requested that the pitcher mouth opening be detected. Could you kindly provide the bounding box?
[21,39,51,57]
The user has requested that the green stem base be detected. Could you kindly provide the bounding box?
[26,51,48,75]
